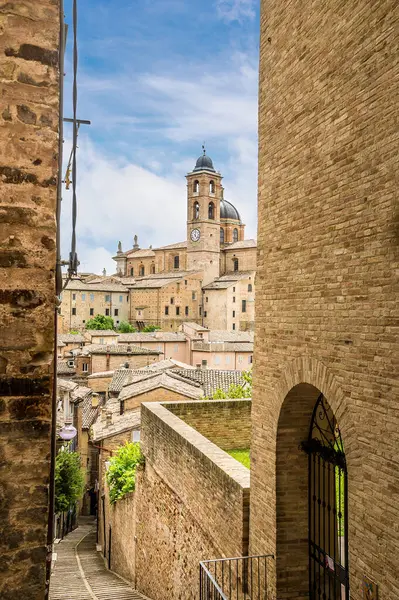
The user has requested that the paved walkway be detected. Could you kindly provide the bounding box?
[50,518,149,600]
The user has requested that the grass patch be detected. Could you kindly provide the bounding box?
[228,448,250,469]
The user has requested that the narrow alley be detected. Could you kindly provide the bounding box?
[50,518,149,600]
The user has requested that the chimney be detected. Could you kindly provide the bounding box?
[106,411,113,426]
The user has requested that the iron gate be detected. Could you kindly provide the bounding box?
[301,394,349,600]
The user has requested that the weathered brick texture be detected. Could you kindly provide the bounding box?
[252,1,398,599]
[0,1,59,597]
[167,399,251,450]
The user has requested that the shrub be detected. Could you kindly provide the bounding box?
[106,442,144,504]
[118,321,137,333]
[86,314,115,330]
[141,325,161,332]
[55,450,84,514]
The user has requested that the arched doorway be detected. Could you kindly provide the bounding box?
[301,394,349,600]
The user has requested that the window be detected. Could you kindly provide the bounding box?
[185,306,189,316]
[201,359,207,367]
[105,308,110,316]
[185,280,188,286]
[139,265,145,276]
[232,323,236,330]
[72,293,76,301]
[120,400,125,415]
[170,297,174,305]
[249,355,253,364]
[82,363,88,373]
[90,293,94,302]
[204,311,207,317]
[132,430,141,443]
[233,258,239,272]
[233,228,238,243]
[225,356,231,364]
[220,228,225,244]
[165,306,169,315]
[114,309,119,316]
[193,180,199,194]
[233,296,236,303]
[199,307,202,316]
[174,344,179,352]
[137,310,142,316]
[100,338,104,344]
[176,306,180,316]
[72,307,76,315]
[127,295,129,302]
[105,294,110,302]
[233,287,236,292]
[90,308,94,316]
[119,295,123,302]
[174,255,179,269]
[232,310,235,318]
[193,201,200,219]
[238,355,243,364]
[192,291,196,300]
[130,267,134,276]
[206,296,208,303]
[215,355,220,365]
[151,263,155,274]
[242,300,247,313]
[208,201,215,220]
[248,284,252,292]
[81,293,86,301]
[209,180,215,194]
[82,320,85,324]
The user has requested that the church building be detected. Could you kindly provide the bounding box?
[113,151,256,332]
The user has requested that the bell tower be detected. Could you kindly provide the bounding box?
[186,149,222,285]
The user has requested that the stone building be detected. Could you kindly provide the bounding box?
[60,279,130,331]
[0,1,60,598]
[114,153,257,332]
[250,1,399,600]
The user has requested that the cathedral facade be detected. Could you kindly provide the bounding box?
[113,152,257,331]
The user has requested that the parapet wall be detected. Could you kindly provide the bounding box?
[167,398,251,450]
[134,401,250,600]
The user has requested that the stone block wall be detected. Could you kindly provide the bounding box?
[134,401,250,600]
[167,399,251,450]
[252,1,398,598]
[0,2,60,598]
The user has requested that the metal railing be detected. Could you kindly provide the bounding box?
[55,505,77,540]
[200,554,274,600]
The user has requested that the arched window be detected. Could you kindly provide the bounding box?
[233,258,239,272]
[233,228,238,242]
[150,263,155,274]
[130,267,134,276]
[193,180,199,193]
[193,201,200,220]
[174,255,180,269]
[209,180,215,194]
[248,283,252,292]
[220,228,225,244]
[208,202,215,220]
[139,265,145,276]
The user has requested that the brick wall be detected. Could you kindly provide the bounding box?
[252,1,398,598]
[135,402,250,600]
[167,399,251,450]
[0,2,60,598]
[91,352,159,373]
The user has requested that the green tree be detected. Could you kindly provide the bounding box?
[141,325,161,332]
[118,321,137,333]
[86,314,115,330]
[55,450,84,514]
[106,442,144,504]
[210,369,252,399]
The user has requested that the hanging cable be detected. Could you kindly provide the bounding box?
[68,0,79,279]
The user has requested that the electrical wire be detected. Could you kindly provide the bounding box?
[68,0,79,279]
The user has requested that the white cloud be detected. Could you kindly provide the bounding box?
[215,0,256,22]
[61,48,259,275]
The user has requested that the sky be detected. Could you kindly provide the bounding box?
[62,0,260,274]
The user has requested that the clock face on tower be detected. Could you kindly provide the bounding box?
[190,228,201,242]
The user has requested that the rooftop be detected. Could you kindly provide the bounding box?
[119,370,203,402]
[58,333,86,344]
[78,343,161,356]
[57,360,76,376]
[174,369,247,398]
[118,332,186,343]
[224,239,257,250]
[87,330,120,337]
[92,400,141,441]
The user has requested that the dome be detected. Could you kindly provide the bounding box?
[220,198,241,222]
[193,153,216,172]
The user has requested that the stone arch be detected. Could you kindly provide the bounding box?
[273,358,352,599]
